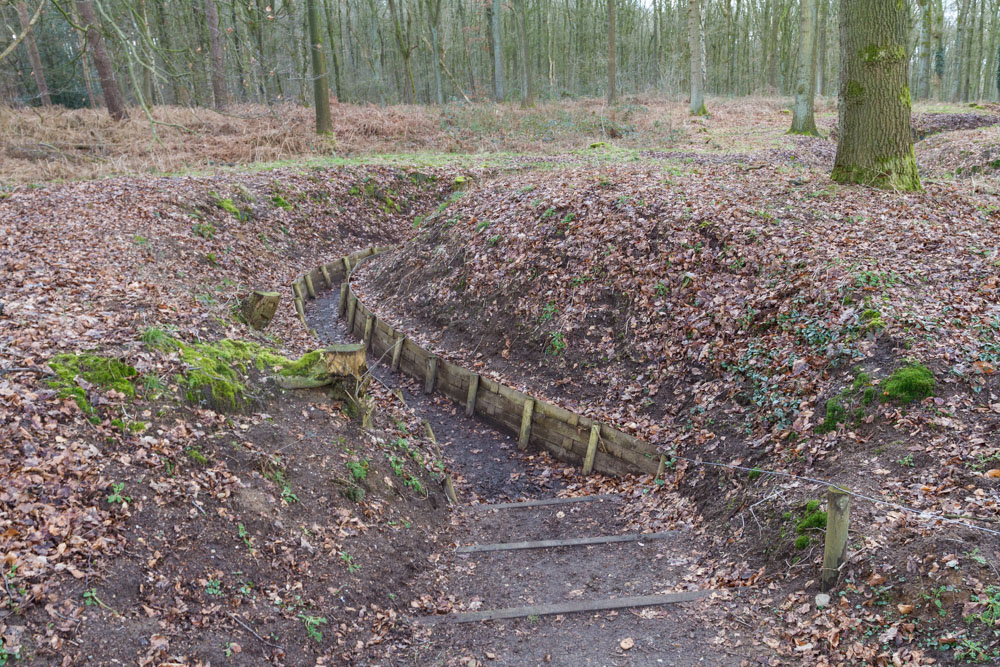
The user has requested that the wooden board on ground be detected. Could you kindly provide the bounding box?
[416,590,711,625]
[455,530,674,554]
[470,494,618,511]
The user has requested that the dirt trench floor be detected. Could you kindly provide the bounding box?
[307,287,758,666]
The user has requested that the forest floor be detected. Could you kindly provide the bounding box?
[1,97,999,665]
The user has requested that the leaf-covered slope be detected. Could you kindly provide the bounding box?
[357,162,1000,452]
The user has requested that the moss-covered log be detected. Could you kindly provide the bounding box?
[831,0,920,191]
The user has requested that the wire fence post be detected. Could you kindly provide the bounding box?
[821,485,850,592]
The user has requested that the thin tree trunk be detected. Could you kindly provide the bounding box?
[831,0,919,191]
[607,0,616,103]
[515,0,533,107]
[16,1,51,105]
[75,0,128,120]
[789,0,818,134]
[491,0,505,101]
[204,0,228,108]
[688,0,706,114]
[323,0,343,100]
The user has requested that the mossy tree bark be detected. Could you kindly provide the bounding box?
[688,0,707,115]
[307,0,332,134]
[789,0,819,135]
[831,0,920,191]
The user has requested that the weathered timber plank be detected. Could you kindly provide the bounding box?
[455,530,674,554]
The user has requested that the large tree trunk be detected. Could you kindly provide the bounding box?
[789,0,818,134]
[75,0,128,121]
[688,0,706,114]
[203,0,228,108]
[306,0,332,133]
[831,0,920,191]
[607,0,616,104]
[16,1,51,105]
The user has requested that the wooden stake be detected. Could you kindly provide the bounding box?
[292,280,304,301]
[293,297,307,326]
[656,454,667,479]
[343,256,352,275]
[466,374,479,417]
[320,265,332,288]
[424,356,438,394]
[391,336,404,371]
[518,399,534,450]
[821,486,851,592]
[443,476,459,505]
[583,423,600,474]
[346,294,357,334]
[303,273,316,299]
[363,314,375,351]
[338,282,348,318]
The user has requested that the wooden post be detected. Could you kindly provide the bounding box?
[346,294,357,334]
[424,356,438,394]
[338,282,348,318]
[304,273,316,299]
[320,265,332,288]
[466,374,480,416]
[391,336,404,371]
[821,486,851,592]
[518,399,534,450]
[240,290,280,330]
[583,423,600,474]
[343,256,352,275]
[293,297,307,326]
[363,314,375,351]
[292,280,304,301]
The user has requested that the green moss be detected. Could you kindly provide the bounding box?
[690,102,709,117]
[48,353,138,414]
[794,535,811,550]
[845,80,865,101]
[832,150,921,192]
[278,350,323,377]
[271,194,291,209]
[185,446,209,465]
[747,468,763,480]
[860,309,885,332]
[796,503,827,534]
[816,397,847,434]
[882,363,934,404]
[899,85,911,109]
[852,371,871,392]
[861,386,877,406]
[859,43,905,64]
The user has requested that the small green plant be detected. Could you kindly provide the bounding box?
[897,453,915,467]
[237,523,252,549]
[107,482,131,505]
[475,220,490,232]
[540,301,558,322]
[192,222,216,239]
[404,475,426,496]
[546,331,567,355]
[299,614,327,643]
[954,638,993,663]
[654,281,669,297]
[747,468,763,480]
[280,485,299,503]
[967,585,1000,627]
[346,459,369,482]
[205,579,223,596]
[488,234,502,246]
[271,194,291,209]
[339,551,360,573]
[185,446,209,465]
[82,588,117,614]
[388,454,405,477]
[133,235,149,247]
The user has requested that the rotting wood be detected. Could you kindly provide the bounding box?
[518,398,534,450]
[466,374,479,416]
[303,273,316,299]
[455,530,674,554]
[240,290,280,330]
[416,590,710,625]
[583,423,600,475]
[391,336,404,371]
[424,356,438,394]
[338,282,348,318]
[471,494,617,510]
[821,486,851,592]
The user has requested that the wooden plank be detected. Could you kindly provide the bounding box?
[391,336,404,371]
[582,423,600,475]
[455,530,674,554]
[424,356,438,394]
[346,293,357,332]
[338,282,348,318]
[471,494,617,510]
[363,314,375,351]
[417,590,710,625]
[320,264,332,288]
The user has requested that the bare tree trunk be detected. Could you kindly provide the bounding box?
[75,0,128,120]
[515,0,533,107]
[832,0,919,191]
[491,0,505,101]
[789,0,818,134]
[688,0,706,114]
[204,0,228,108]
[16,1,51,105]
[307,0,332,133]
[607,0,616,103]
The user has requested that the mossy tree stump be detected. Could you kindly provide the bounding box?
[241,291,281,330]
[274,344,371,420]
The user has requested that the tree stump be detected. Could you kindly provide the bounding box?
[241,291,280,330]
[274,344,371,422]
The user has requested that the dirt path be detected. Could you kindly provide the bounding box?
[306,291,750,666]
